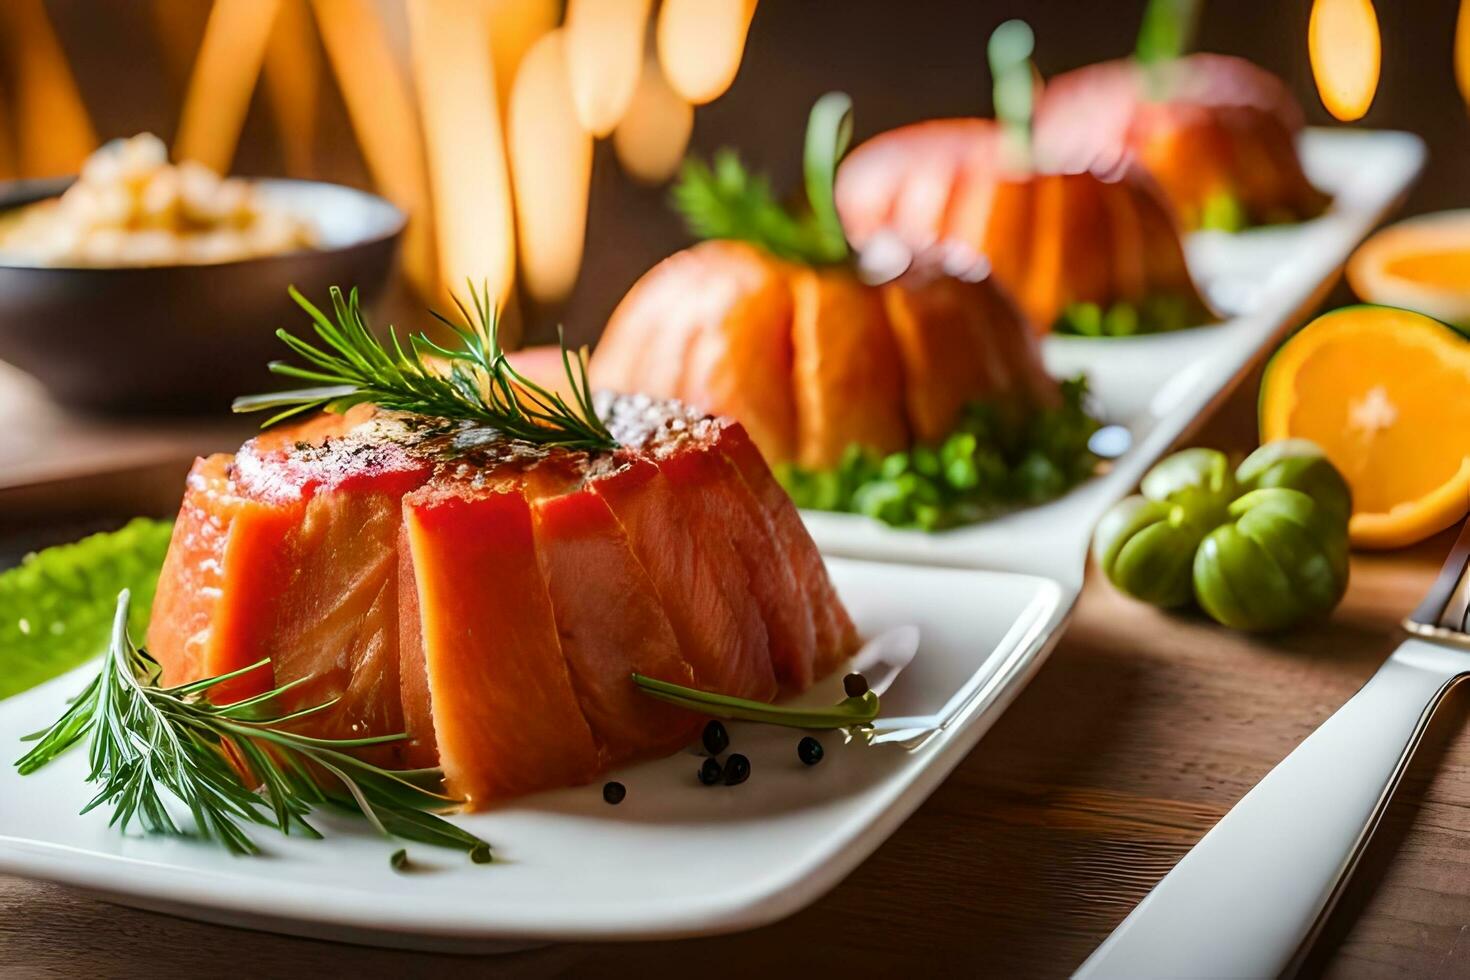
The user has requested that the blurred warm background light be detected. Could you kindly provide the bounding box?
[174,0,280,173]
[1309,0,1381,122]
[657,0,758,105]
[614,54,695,184]
[565,0,651,138]
[509,29,593,304]
[0,0,760,329]
[0,0,95,179]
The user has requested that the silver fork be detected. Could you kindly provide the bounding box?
[1076,518,1470,979]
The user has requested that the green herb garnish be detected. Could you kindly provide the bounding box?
[778,379,1101,530]
[1134,0,1201,66]
[233,282,616,450]
[671,92,853,265]
[17,590,491,861]
[1199,189,1250,233]
[1053,295,1202,337]
[0,518,173,701]
[989,19,1036,167]
[632,673,879,731]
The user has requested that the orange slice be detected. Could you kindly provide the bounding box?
[1347,210,1470,328]
[1261,305,1470,549]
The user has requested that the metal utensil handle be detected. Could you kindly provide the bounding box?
[1075,640,1467,979]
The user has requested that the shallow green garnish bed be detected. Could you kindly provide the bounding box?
[777,377,1100,531]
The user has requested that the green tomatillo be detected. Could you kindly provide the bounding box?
[1092,440,1351,631]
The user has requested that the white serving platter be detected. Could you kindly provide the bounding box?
[0,558,1066,950]
[0,127,1424,950]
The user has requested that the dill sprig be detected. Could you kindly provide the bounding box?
[671,91,853,266]
[232,282,617,451]
[16,590,491,862]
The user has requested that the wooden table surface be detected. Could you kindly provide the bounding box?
[2,371,1467,979]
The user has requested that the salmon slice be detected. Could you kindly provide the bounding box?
[652,424,818,692]
[149,454,299,702]
[529,471,704,765]
[715,422,860,677]
[225,415,435,756]
[790,266,909,469]
[592,454,778,703]
[402,475,600,804]
[881,273,1006,443]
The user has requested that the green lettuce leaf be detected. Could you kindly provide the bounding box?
[0,518,174,700]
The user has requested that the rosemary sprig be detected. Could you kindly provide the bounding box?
[16,590,491,862]
[671,92,854,266]
[232,282,617,451]
[631,673,880,731]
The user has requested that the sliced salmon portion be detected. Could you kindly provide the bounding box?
[530,472,704,766]
[403,475,600,804]
[225,414,435,757]
[151,394,861,808]
[715,422,860,677]
[592,454,778,703]
[882,273,1006,443]
[651,424,817,692]
[790,266,909,469]
[149,454,298,702]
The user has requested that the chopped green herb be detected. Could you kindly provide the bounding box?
[777,378,1101,530]
[0,518,174,701]
[1199,189,1249,233]
[1053,295,1202,337]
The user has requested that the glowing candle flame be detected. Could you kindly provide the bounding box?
[313,0,438,299]
[1457,0,1470,110]
[614,54,694,184]
[408,0,518,313]
[508,30,593,304]
[0,0,97,178]
[487,0,558,113]
[263,0,321,178]
[564,0,652,137]
[1309,0,1381,122]
[175,0,282,172]
[656,0,757,105]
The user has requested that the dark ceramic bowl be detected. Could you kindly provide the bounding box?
[0,177,404,414]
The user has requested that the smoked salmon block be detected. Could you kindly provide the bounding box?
[834,117,1214,333]
[1034,54,1328,231]
[592,235,1054,472]
[148,393,857,807]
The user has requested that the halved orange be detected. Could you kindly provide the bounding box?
[1347,210,1470,328]
[1261,305,1470,549]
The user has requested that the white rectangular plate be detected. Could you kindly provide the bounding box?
[0,557,1069,949]
[800,128,1426,588]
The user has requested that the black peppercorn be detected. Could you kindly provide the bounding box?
[843,672,869,698]
[723,753,751,786]
[698,757,723,785]
[602,781,626,805]
[797,736,824,766]
[702,719,730,755]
